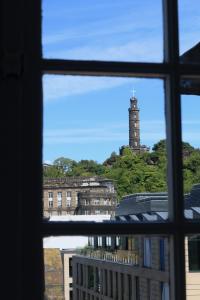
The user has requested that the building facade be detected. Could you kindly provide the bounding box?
[43,177,117,217]
[72,184,200,300]
[73,234,169,300]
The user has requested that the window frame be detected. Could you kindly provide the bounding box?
[2,1,200,300]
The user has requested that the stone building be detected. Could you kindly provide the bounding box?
[44,248,65,300]
[43,177,117,217]
[120,96,149,155]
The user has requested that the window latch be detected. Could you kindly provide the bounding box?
[0,52,24,78]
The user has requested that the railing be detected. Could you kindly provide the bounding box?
[76,249,139,266]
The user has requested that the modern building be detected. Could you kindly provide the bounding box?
[72,184,200,300]
[120,96,149,155]
[43,177,117,217]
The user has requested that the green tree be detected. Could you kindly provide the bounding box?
[53,157,76,173]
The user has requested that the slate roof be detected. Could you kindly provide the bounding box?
[115,184,200,222]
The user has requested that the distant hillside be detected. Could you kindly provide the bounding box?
[43,140,200,199]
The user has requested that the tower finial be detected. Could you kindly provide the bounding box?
[131,88,136,98]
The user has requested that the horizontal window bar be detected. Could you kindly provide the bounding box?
[42,221,200,236]
[41,59,200,77]
[41,59,170,77]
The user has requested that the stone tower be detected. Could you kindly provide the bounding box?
[129,96,140,151]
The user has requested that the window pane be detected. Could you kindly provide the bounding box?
[43,76,168,221]
[42,0,163,62]
[181,80,200,220]
[43,235,170,300]
[185,235,200,299]
[179,0,200,64]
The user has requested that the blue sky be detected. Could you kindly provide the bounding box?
[42,0,200,163]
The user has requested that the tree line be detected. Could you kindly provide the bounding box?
[43,140,200,200]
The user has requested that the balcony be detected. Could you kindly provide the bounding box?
[76,248,139,266]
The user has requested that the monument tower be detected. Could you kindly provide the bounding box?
[129,96,140,152]
[119,90,149,155]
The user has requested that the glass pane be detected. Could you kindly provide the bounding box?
[181,79,200,220]
[179,0,200,64]
[43,76,168,221]
[43,235,170,300]
[42,0,163,62]
[185,235,200,299]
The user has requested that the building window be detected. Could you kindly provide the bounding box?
[70,290,73,300]
[121,273,124,300]
[48,192,53,208]
[48,192,53,198]
[97,236,102,247]
[57,192,62,207]
[95,210,100,214]
[188,235,200,271]
[128,275,132,300]
[104,199,109,205]
[143,238,151,267]
[106,236,111,248]
[94,198,100,205]
[135,142,138,146]
[135,276,140,300]
[67,191,71,197]
[134,114,137,118]
[80,264,83,286]
[134,122,137,127]
[69,257,73,277]
[116,236,120,249]
[160,238,165,271]
[161,282,169,300]
[88,237,94,247]
[66,191,71,207]
[115,272,118,298]
[104,270,108,295]
[85,199,90,206]
[88,266,94,289]
[48,199,53,208]
[95,268,100,293]
[110,271,113,297]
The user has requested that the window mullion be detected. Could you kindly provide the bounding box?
[163,1,186,300]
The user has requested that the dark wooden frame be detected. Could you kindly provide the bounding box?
[1,1,200,299]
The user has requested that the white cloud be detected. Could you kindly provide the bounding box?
[48,38,162,62]
[43,76,137,101]
[43,4,162,46]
